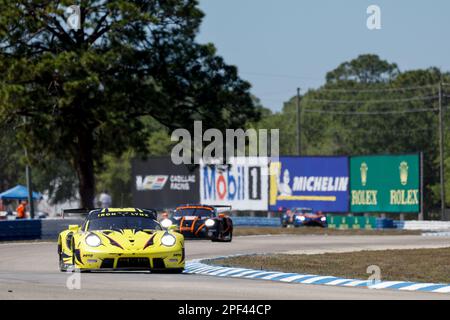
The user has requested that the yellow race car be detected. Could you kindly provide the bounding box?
[58,208,185,273]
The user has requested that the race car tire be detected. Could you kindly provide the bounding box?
[58,238,69,272]
[211,231,232,242]
[71,239,76,266]
[58,253,67,272]
[224,231,233,242]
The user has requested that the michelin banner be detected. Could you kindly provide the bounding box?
[200,157,269,211]
[269,157,349,212]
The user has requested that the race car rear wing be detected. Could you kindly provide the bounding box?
[62,208,159,219]
[175,204,232,211]
[210,205,232,210]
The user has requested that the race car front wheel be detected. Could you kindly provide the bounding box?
[58,239,67,272]
[224,232,232,242]
[212,231,232,242]
[59,252,67,272]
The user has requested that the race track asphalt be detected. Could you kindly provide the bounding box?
[0,235,449,300]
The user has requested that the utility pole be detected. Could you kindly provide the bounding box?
[23,147,35,219]
[438,82,446,220]
[419,152,424,221]
[22,117,34,219]
[296,87,301,155]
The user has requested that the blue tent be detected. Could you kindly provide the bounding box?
[0,185,43,200]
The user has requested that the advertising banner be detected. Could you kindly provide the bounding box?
[350,154,420,213]
[132,157,199,208]
[269,157,349,212]
[200,157,269,211]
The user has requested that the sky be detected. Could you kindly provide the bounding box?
[196,0,450,112]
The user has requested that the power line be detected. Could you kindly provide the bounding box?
[317,84,439,93]
[305,95,438,105]
[254,89,297,97]
[303,107,439,115]
[321,125,444,134]
[241,71,323,81]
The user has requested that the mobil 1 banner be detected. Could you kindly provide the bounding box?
[350,154,420,213]
[132,157,199,208]
[269,157,349,212]
[200,157,268,211]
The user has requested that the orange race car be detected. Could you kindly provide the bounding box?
[161,204,233,242]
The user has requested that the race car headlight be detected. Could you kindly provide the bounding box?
[161,219,173,229]
[320,216,327,221]
[85,234,101,247]
[205,219,215,227]
[161,234,176,247]
[298,216,306,221]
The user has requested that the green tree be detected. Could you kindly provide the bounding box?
[96,150,133,207]
[0,0,258,207]
[0,121,78,204]
[326,54,400,84]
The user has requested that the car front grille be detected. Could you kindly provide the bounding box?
[100,258,114,268]
[152,258,165,269]
[116,257,151,269]
[179,219,206,230]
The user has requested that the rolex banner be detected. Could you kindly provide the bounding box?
[350,154,420,213]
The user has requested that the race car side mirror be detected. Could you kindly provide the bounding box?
[68,225,80,231]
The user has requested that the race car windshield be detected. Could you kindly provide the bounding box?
[87,216,162,231]
[174,208,214,218]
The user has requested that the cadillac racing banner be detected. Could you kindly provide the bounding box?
[269,157,349,212]
[132,157,199,208]
[200,157,269,211]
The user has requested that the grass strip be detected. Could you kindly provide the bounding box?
[209,248,450,284]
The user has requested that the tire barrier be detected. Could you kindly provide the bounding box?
[2,217,449,241]
[422,231,450,237]
[0,220,42,241]
[398,220,450,231]
[326,215,378,230]
[376,218,395,229]
[0,219,83,241]
[1,217,281,241]
[232,217,281,227]
[393,220,405,229]
[328,217,450,231]
[40,219,84,240]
